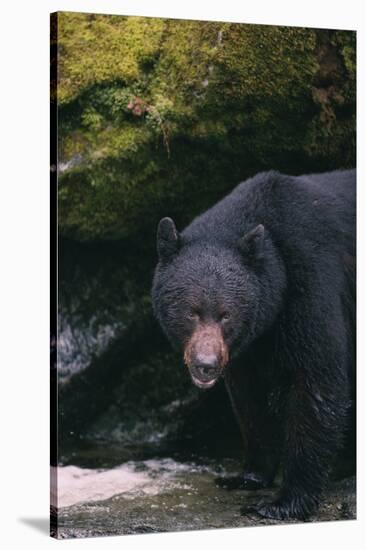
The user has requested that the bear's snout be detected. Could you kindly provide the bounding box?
[184,324,229,389]
[190,355,220,387]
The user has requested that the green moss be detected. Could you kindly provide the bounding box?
[55,13,356,242]
[57,13,165,103]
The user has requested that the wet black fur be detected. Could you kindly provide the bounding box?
[152,170,356,520]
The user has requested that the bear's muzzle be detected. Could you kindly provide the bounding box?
[184,323,229,389]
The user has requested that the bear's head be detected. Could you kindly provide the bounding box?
[152,217,285,389]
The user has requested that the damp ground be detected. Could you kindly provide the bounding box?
[53,448,356,539]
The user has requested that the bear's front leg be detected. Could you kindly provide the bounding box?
[218,364,283,491]
[254,370,350,520]
[247,289,354,521]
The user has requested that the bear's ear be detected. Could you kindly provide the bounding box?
[157,217,180,261]
[238,224,265,260]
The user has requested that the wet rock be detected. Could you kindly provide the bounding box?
[57,239,238,457]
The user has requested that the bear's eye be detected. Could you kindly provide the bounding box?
[187,311,199,320]
[220,313,230,322]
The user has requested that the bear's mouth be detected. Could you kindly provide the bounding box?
[190,374,219,390]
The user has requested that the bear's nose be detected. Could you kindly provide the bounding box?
[194,355,219,378]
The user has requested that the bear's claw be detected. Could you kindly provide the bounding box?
[242,495,318,521]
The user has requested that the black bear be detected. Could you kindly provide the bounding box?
[152,169,356,520]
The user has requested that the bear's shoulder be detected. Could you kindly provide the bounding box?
[182,169,355,248]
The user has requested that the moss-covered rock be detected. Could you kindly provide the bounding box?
[55,13,355,242]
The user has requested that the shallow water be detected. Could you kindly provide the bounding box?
[52,458,222,508]
[53,452,356,539]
